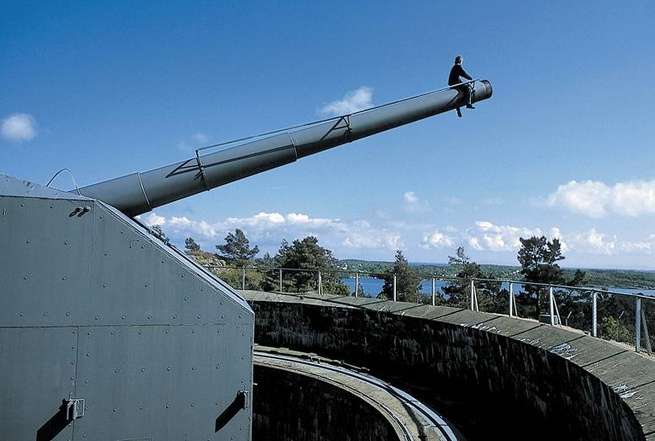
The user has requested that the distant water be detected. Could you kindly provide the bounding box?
[340,276,655,299]
[340,276,450,298]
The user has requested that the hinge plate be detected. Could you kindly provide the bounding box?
[65,398,85,421]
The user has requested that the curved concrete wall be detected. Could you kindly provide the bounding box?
[244,291,655,441]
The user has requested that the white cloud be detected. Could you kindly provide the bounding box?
[143,210,402,255]
[403,191,430,213]
[612,181,655,216]
[465,220,545,251]
[621,234,655,254]
[462,221,570,253]
[1,113,37,142]
[568,229,655,256]
[461,221,653,257]
[320,87,373,116]
[570,228,616,255]
[343,231,403,250]
[403,191,418,204]
[467,237,482,251]
[139,209,655,262]
[169,216,218,238]
[547,179,655,217]
[227,212,287,227]
[421,230,454,249]
[140,212,166,226]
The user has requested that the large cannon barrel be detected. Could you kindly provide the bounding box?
[78,80,492,216]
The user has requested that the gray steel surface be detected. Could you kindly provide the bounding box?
[0,175,253,441]
[77,81,492,216]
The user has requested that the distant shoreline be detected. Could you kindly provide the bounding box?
[339,259,655,290]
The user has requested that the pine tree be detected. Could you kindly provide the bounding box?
[184,237,201,254]
[380,250,421,302]
[151,225,170,245]
[216,229,259,267]
[517,236,565,318]
[440,246,502,309]
[274,236,348,295]
[442,246,483,307]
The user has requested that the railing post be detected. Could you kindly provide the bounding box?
[431,277,436,306]
[636,297,642,352]
[472,280,479,312]
[278,268,283,292]
[469,279,476,311]
[241,267,246,290]
[355,272,359,297]
[469,280,473,310]
[592,291,598,337]
[549,286,555,326]
[509,282,513,317]
[318,271,322,295]
[393,274,397,302]
[642,302,652,353]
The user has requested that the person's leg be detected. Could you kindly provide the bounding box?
[453,85,466,116]
[465,84,475,109]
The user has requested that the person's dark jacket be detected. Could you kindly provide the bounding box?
[448,64,472,86]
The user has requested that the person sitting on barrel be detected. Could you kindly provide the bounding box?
[448,55,475,117]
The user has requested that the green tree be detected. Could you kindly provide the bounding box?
[518,236,565,284]
[443,246,482,307]
[216,229,259,267]
[151,225,170,245]
[380,250,421,302]
[517,236,566,318]
[184,237,201,254]
[600,316,633,343]
[516,236,594,326]
[274,236,348,295]
[258,252,281,292]
[568,269,587,286]
[443,246,502,310]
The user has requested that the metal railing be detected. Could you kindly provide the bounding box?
[202,263,655,354]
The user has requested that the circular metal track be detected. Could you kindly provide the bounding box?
[254,346,459,441]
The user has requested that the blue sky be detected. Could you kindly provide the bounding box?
[2,1,655,269]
